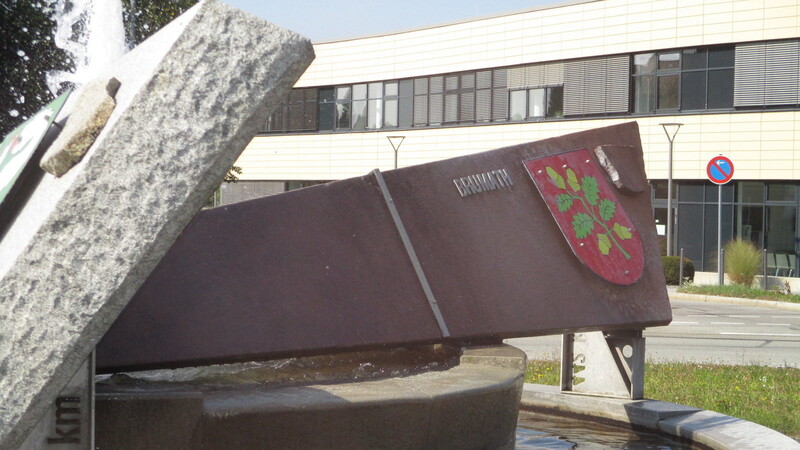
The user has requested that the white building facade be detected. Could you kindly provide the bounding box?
[229,0,800,274]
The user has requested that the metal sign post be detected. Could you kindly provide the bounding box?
[718,185,723,285]
[660,123,682,256]
[707,155,734,286]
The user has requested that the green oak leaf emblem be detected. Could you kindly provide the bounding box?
[613,223,632,240]
[572,213,594,239]
[580,175,599,206]
[545,165,632,260]
[557,194,574,212]
[598,198,616,222]
[546,166,565,189]
[566,168,580,192]
[598,233,611,255]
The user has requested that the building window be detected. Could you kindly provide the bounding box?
[351,84,367,130]
[265,101,286,132]
[528,88,546,117]
[632,53,656,113]
[287,88,317,131]
[265,87,317,132]
[317,82,411,131]
[546,87,564,118]
[657,52,679,110]
[398,79,413,128]
[383,81,398,128]
[653,180,800,274]
[632,46,734,113]
[444,75,459,123]
[475,70,492,122]
[411,69,508,127]
[492,68,509,121]
[509,90,526,120]
[508,86,564,120]
[413,77,429,126]
[564,56,628,116]
[336,86,352,129]
[318,87,335,131]
[681,47,734,110]
[429,76,444,125]
[434,72,478,123]
[367,82,383,129]
[459,73,475,122]
[734,40,800,108]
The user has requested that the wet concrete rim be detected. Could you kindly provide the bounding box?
[520,383,799,449]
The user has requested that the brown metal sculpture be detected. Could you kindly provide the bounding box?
[96,122,671,372]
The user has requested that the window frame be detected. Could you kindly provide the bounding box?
[631,45,735,114]
[507,85,564,121]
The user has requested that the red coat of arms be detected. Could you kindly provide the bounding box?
[524,149,644,285]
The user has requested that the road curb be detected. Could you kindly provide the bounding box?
[669,291,800,311]
[520,383,800,449]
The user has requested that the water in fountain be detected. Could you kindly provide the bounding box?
[47,0,128,95]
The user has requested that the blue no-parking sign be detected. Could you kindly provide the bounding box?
[707,156,734,185]
[707,155,734,285]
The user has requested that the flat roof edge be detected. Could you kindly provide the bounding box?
[312,0,604,45]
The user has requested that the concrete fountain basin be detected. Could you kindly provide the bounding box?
[95,344,526,449]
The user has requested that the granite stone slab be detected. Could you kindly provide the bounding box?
[0,1,313,447]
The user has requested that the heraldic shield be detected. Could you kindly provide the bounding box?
[524,149,644,285]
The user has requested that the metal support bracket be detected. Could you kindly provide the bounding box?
[373,169,450,337]
[22,351,95,449]
[561,330,644,399]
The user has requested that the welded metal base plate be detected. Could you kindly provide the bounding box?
[561,331,645,399]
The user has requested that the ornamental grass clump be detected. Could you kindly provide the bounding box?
[661,256,694,285]
[724,239,761,286]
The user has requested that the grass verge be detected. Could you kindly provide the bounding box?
[525,360,800,439]
[677,283,800,304]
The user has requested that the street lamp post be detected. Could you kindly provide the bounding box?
[387,136,405,170]
[660,123,682,257]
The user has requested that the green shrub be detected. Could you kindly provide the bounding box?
[724,239,761,286]
[662,256,695,285]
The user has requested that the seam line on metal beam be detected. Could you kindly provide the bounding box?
[372,169,451,337]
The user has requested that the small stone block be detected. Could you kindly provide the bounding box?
[40,77,120,177]
[594,145,647,193]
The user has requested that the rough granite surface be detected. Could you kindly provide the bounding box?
[0,1,313,447]
[40,78,120,177]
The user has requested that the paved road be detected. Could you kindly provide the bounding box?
[505,299,800,368]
